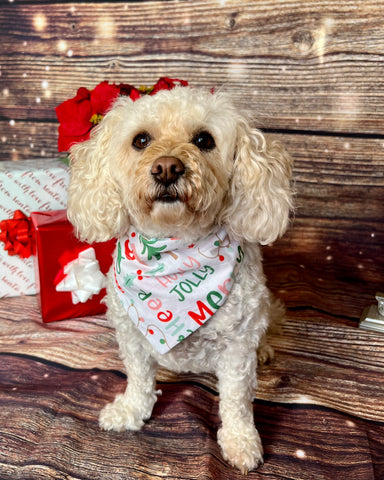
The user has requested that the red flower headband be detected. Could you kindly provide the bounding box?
[55,77,189,152]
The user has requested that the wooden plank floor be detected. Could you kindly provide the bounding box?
[1,295,384,479]
[1,354,383,480]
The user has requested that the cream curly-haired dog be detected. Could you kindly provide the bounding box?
[67,85,293,474]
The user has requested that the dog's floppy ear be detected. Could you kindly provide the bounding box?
[224,116,293,244]
[67,108,129,243]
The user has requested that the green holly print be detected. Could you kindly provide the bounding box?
[147,263,165,275]
[140,236,167,261]
[124,273,136,287]
[116,241,123,274]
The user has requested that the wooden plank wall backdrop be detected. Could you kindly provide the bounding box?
[0,0,383,315]
[1,1,384,480]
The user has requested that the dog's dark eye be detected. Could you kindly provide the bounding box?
[192,131,216,151]
[132,132,151,150]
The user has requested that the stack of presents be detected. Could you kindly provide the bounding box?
[0,158,115,322]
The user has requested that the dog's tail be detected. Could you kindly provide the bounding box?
[257,293,286,365]
[267,293,286,336]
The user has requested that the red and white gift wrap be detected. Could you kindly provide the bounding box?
[31,210,115,322]
[0,159,70,297]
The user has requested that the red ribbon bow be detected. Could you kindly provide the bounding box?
[0,210,34,258]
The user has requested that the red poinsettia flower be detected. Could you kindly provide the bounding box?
[89,81,120,117]
[117,83,142,101]
[150,77,189,95]
[56,82,123,152]
[55,87,93,152]
[56,78,188,152]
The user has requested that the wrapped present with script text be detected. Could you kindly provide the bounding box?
[31,210,115,322]
[0,159,69,297]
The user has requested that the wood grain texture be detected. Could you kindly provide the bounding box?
[2,296,384,423]
[0,295,121,371]
[1,0,384,142]
[1,1,384,478]
[276,133,384,222]
[1,354,383,480]
[264,218,384,319]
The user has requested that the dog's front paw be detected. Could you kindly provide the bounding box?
[217,425,264,474]
[99,394,148,432]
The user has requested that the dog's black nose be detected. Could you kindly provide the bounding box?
[151,156,185,185]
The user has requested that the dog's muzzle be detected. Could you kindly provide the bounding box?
[151,156,185,203]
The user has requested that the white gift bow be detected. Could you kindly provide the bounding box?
[55,247,106,304]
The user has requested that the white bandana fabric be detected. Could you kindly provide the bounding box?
[113,227,244,354]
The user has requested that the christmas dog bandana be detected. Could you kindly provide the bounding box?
[113,227,244,354]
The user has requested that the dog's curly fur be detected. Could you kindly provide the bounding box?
[67,86,293,474]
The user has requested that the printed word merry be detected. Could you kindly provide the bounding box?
[188,290,225,325]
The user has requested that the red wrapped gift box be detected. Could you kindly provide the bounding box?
[31,210,116,322]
